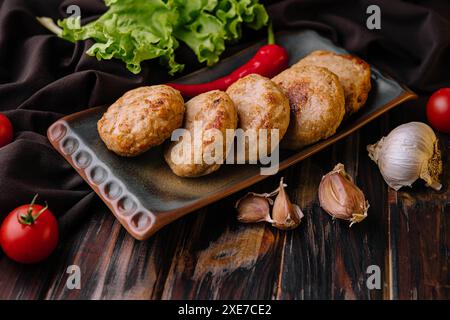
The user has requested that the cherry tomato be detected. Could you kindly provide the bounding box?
[426,88,450,133]
[0,113,13,148]
[0,195,59,264]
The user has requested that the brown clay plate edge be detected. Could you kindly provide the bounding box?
[47,122,156,240]
[47,87,417,241]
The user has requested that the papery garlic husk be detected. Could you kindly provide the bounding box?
[367,122,442,191]
[235,192,274,224]
[318,163,369,226]
[271,178,304,230]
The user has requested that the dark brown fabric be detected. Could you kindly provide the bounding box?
[0,0,449,234]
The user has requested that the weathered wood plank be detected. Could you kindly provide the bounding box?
[386,99,450,299]
[388,135,450,299]
[276,116,390,299]
[42,202,192,299]
[158,177,286,300]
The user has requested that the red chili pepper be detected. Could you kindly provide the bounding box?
[167,23,289,98]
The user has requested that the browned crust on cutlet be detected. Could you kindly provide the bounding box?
[293,50,371,115]
[164,90,238,177]
[98,85,185,157]
[272,65,346,150]
[226,74,290,161]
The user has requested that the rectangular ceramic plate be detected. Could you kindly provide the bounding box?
[48,30,417,240]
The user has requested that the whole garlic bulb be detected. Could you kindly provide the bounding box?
[367,122,442,191]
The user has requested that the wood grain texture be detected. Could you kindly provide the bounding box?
[276,122,390,300]
[388,135,450,299]
[0,101,449,299]
[386,100,450,300]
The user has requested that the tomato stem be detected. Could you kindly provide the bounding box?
[27,194,38,215]
[268,22,275,45]
[33,202,49,221]
[18,194,48,225]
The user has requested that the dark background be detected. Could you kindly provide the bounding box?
[0,0,449,299]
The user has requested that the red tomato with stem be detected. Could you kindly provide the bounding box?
[0,113,13,148]
[0,195,59,264]
[426,88,450,133]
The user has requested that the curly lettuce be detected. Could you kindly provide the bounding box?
[216,0,269,40]
[50,0,268,74]
[171,0,226,66]
[172,0,269,66]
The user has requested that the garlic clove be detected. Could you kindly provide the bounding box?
[318,163,369,226]
[235,193,273,224]
[271,178,304,230]
[367,122,442,191]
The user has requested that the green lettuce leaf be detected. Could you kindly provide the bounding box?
[172,0,268,67]
[58,0,183,74]
[56,0,268,74]
[171,0,226,66]
[215,0,269,41]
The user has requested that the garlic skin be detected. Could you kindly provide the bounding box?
[271,178,304,230]
[367,122,442,191]
[235,178,304,230]
[318,163,369,226]
[235,193,273,224]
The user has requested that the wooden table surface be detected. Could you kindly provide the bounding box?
[0,98,448,300]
